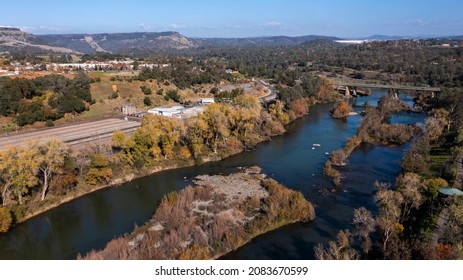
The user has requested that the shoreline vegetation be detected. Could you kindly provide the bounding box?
[317,91,463,260]
[324,94,418,186]
[79,167,315,260]
[0,76,337,234]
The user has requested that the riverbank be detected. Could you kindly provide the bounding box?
[5,98,319,230]
[14,154,221,225]
[0,92,406,259]
[80,167,315,260]
[324,95,419,186]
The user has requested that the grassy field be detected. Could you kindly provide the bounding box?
[430,147,452,176]
[84,72,215,119]
[1,71,254,132]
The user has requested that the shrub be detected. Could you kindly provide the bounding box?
[289,99,309,118]
[0,207,13,233]
[45,119,54,127]
[143,97,152,106]
[330,149,347,166]
[331,101,351,119]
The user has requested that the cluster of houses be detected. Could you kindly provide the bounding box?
[0,58,172,76]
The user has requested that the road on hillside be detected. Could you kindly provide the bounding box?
[257,80,278,102]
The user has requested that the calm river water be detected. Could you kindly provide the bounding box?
[0,91,425,259]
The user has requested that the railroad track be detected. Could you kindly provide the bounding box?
[0,118,141,150]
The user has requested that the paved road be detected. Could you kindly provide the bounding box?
[0,118,140,150]
[431,207,449,245]
[257,80,278,102]
[453,155,463,189]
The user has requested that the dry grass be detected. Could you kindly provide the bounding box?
[81,167,315,260]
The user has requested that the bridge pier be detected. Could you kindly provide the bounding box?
[388,88,399,99]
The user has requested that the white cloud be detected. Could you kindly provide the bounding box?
[225,24,243,29]
[167,23,187,29]
[21,25,63,33]
[415,19,426,26]
[139,22,187,31]
[259,21,283,28]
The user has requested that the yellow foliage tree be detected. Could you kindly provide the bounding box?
[0,145,39,205]
[0,206,12,233]
[34,139,68,200]
[111,130,127,149]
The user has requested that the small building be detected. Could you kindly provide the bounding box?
[200,98,215,105]
[122,104,138,116]
[147,105,184,117]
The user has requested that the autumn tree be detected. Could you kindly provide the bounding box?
[0,206,12,233]
[352,207,376,255]
[289,99,309,118]
[86,153,113,185]
[34,139,68,200]
[159,117,182,159]
[314,230,359,260]
[186,118,209,158]
[268,100,289,125]
[331,101,351,119]
[229,95,261,145]
[200,103,230,153]
[395,172,424,221]
[0,145,39,205]
[330,149,347,166]
[111,130,127,150]
[374,181,404,255]
[425,116,445,142]
[424,178,448,215]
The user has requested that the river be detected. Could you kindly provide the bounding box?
[0,90,425,259]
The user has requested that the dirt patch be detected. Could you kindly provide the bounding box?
[194,167,268,202]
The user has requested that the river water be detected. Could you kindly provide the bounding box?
[0,91,425,259]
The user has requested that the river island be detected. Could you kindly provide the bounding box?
[80,166,315,259]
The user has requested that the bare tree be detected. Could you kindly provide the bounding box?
[314,230,359,260]
[352,207,376,254]
[374,181,404,254]
[35,139,68,200]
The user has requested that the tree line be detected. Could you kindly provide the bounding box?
[0,72,93,126]
[0,81,334,233]
[316,88,463,259]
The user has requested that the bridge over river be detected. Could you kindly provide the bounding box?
[328,78,441,97]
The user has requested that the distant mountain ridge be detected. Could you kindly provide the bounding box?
[39,32,340,54]
[2,27,462,55]
[0,27,77,54]
[38,31,196,55]
[194,35,340,47]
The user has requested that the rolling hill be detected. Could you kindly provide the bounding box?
[0,27,77,54]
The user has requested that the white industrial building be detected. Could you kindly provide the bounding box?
[147,105,184,117]
[200,98,215,105]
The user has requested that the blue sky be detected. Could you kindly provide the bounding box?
[2,0,463,37]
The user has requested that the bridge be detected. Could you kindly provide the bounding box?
[328,78,441,97]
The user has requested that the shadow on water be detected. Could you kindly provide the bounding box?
[0,90,424,259]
